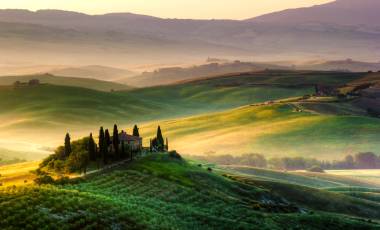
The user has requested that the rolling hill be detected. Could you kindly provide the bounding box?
[299,59,380,72]
[0,74,131,91]
[0,70,373,160]
[49,65,135,81]
[120,61,287,87]
[1,154,379,229]
[138,103,380,159]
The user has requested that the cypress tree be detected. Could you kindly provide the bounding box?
[133,125,140,137]
[88,133,96,161]
[64,133,72,158]
[166,138,169,151]
[113,124,120,159]
[104,129,111,164]
[149,139,152,152]
[157,126,164,151]
[99,127,105,165]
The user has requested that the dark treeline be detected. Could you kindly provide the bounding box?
[193,152,380,171]
[39,124,167,175]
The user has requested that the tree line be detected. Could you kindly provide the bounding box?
[193,152,380,171]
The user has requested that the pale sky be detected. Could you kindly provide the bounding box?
[1,0,335,19]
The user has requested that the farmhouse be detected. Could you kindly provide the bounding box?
[119,131,142,151]
[315,84,339,96]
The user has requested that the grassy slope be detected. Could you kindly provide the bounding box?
[1,154,379,229]
[0,74,131,91]
[0,83,312,150]
[0,161,39,186]
[184,70,363,86]
[139,103,380,158]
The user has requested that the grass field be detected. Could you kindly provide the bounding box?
[1,154,379,229]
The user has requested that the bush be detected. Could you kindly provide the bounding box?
[168,151,182,160]
[34,175,55,185]
[307,166,325,173]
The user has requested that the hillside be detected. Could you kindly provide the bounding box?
[0,79,312,156]
[138,103,380,159]
[249,0,380,27]
[0,74,131,91]
[48,65,135,81]
[120,61,287,87]
[0,70,374,160]
[299,59,380,72]
[1,154,379,229]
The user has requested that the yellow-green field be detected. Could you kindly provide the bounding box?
[0,161,39,186]
[139,103,380,159]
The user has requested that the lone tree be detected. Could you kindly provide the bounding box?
[133,125,140,137]
[113,124,120,159]
[157,126,164,149]
[64,133,72,158]
[88,133,96,161]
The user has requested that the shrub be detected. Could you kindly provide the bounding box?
[168,150,182,160]
[307,166,325,173]
[34,175,55,185]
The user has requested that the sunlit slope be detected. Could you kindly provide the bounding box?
[0,83,312,147]
[1,154,379,229]
[140,104,380,158]
[0,74,131,91]
[0,161,39,186]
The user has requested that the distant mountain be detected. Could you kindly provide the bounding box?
[0,1,379,68]
[120,61,287,87]
[299,59,380,72]
[249,0,380,27]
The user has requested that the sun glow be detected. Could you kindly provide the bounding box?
[1,0,334,19]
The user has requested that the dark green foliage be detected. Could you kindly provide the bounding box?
[307,166,325,173]
[151,126,165,151]
[133,125,140,137]
[34,175,54,185]
[113,124,120,159]
[121,141,126,159]
[168,150,181,160]
[88,133,96,161]
[104,129,111,164]
[64,133,71,158]
[157,126,164,147]
[99,127,105,163]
